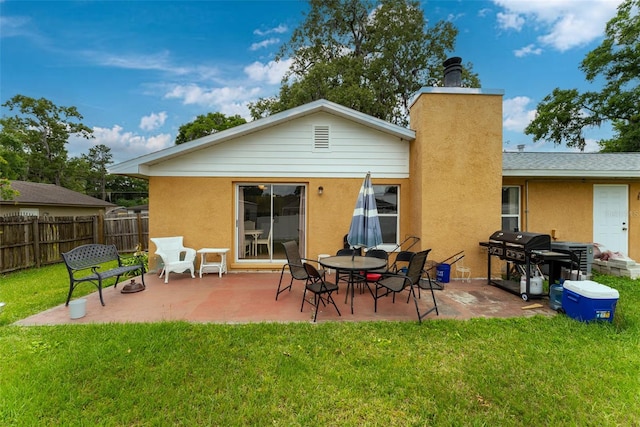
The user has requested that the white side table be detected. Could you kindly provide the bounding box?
[318,254,331,274]
[197,248,229,278]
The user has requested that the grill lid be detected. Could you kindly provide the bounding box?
[489,230,551,248]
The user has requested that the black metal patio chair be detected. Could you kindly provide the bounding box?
[373,249,438,323]
[276,241,325,300]
[389,250,414,301]
[302,263,341,322]
[360,249,389,294]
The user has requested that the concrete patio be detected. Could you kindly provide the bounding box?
[15,271,556,325]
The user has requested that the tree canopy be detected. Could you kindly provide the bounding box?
[0,95,148,206]
[175,112,247,144]
[525,0,640,151]
[0,95,93,185]
[82,144,113,200]
[249,0,479,126]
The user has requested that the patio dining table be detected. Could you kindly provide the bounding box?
[319,255,386,315]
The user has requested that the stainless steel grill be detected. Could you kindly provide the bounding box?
[480,230,569,301]
[487,230,551,262]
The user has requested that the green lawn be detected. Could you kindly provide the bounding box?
[1,264,639,425]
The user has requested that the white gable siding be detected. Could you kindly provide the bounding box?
[148,112,410,178]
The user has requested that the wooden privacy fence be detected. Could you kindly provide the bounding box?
[0,214,149,274]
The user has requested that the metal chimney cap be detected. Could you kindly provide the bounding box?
[443,56,463,87]
[443,57,462,67]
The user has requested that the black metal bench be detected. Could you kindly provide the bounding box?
[62,244,145,306]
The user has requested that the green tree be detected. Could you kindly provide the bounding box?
[249,0,479,126]
[525,0,640,151]
[61,156,91,194]
[107,175,149,207]
[0,159,19,200]
[81,144,113,200]
[175,112,247,144]
[0,95,93,185]
[0,128,28,180]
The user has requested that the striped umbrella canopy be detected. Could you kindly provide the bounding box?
[347,173,383,250]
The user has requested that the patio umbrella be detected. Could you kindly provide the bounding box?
[347,172,383,254]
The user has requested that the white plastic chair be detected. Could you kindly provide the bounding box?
[150,236,196,283]
[455,253,471,282]
[254,228,272,257]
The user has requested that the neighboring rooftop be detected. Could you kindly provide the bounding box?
[503,152,640,178]
[1,181,116,207]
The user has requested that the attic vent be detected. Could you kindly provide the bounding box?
[314,125,330,150]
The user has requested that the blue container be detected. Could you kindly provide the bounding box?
[436,263,450,283]
[549,284,563,310]
[562,280,619,322]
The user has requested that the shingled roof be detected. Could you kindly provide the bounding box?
[1,181,115,207]
[503,152,640,178]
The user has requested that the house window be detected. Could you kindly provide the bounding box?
[374,185,399,250]
[237,184,306,262]
[502,186,520,231]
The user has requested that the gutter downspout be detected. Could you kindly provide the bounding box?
[524,180,529,232]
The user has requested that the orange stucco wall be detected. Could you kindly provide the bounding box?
[504,178,640,260]
[148,176,411,271]
[147,90,505,278]
[148,177,232,272]
[409,90,503,278]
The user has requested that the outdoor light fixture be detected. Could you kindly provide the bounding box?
[318,186,324,195]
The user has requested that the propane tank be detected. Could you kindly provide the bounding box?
[520,274,543,295]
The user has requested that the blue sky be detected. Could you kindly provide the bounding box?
[0,0,624,163]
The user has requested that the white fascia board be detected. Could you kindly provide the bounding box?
[318,101,415,140]
[131,170,410,179]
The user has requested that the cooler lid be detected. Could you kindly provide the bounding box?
[563,280,619,299]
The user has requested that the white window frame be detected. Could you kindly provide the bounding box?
[502,186,521,231]
[235,183,307,263]
[373,184,400,253]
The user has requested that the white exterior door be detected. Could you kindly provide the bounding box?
[593,185,629,255]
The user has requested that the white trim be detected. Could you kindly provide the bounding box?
[235,183,307,264]
[593,184,629,255]
[501,185,520,231]
[410,87,504,108]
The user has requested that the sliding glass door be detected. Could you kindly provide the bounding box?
[237,184,306,261]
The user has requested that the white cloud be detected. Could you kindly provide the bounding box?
[446,13,465,22]
[0,15,31,37]
[493,0,623,52]
[164,84,265,119]
[478,8,492,18]
[572,138,601,153]
[139,111,168,131]
[244,58,293,85]
[514,44,542,57]
[253,24,287,36]
[496,12,525,31]
[84,50,220,81]
[162,59,294,112]
[250,38,280,51]
[503,96,537,133]
[165,84,260,105]
[68,125,173,163]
